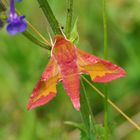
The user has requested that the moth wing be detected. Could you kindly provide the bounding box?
[27,58,61,110]
[76,48,126,83]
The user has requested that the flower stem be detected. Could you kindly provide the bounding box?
[103,0,108,59]
[22,31,51,50]
[37,0,62,35]
[10,0,15,15]
[80,78,97,139]
[103,0,109,139]
[26,20,51,46]
[65,0,73,38]
[104,85,109,140]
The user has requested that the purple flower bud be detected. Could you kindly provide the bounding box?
[7,0,27,35]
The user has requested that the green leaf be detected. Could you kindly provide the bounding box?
[65,121,96,140]
[64,121,85,132]
[94,124,105,140]
[64,121,90,140]
[80,79,96,140]
[80,130,89,140]
[69,18,79,44]
[89,115,96,140]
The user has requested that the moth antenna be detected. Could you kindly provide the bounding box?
[48,33,54,57]
[60,28,67,39]
[48,33,54,46]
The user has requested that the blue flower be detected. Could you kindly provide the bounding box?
[7,0,27,35]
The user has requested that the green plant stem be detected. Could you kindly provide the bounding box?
[103,0,109,139]
[36,0,97,138]
[104,85,108,140]
[37,0,62,35]
[23,31,51,50]
[103,0,108,59]
[80,78,96,139]
[65,0,73,38]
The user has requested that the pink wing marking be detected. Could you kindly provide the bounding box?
[53,35,80,111]
[60,60,80,111]
[76,48,126,83]
[27,58,61,110]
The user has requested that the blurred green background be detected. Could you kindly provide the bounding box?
[0,0,140,139]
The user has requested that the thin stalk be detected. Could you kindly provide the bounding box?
[80,79,97,139]
[103,0,109,139]
[26,21,51,46]
[37,0,62,35]
[103,0,108,59]
[82,76,140,131]
[22,31,51,50]
[104,85,108,139]
[65,0,73,38]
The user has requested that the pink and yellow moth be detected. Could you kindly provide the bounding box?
[27,35,126,111]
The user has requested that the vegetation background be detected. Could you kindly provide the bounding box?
[0,0,140,139]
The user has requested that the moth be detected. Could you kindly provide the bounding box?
[28,35,126,111]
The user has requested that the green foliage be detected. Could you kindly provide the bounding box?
[69,18,79,44]
[37,0,62,35]
[95,124,105,140]
[0,0,140,140]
